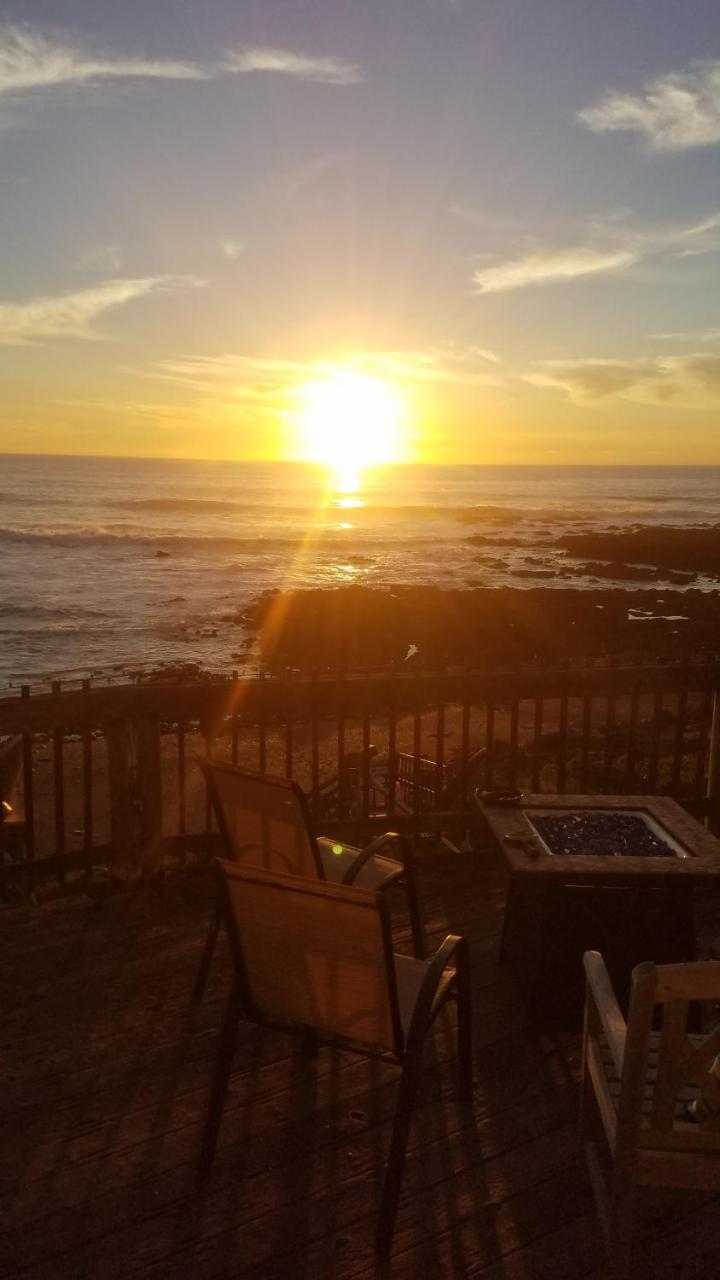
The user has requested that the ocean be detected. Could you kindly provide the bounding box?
[2,455,720,688]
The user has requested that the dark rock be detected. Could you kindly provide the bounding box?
[239,584,720,671]
[570,561,659,583]
[558,526,720,576]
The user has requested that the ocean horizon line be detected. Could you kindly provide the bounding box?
[3,452,720,472]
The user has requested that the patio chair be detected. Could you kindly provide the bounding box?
[197,859,473,1254]
[580,949,720,1279]
[193,759,424,1002]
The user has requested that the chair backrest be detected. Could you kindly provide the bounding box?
[622,959,720,1147]
[218,859,404,1056]
[199,759,324,880]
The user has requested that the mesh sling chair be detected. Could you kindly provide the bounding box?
[197,859,473,1254]
[193,758,424,1002]
[581,950,720,1279]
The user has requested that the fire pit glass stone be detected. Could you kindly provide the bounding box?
[526,809,688,859]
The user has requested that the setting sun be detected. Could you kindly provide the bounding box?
[299,371,403,485]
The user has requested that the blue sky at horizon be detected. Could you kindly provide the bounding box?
[2,0,720,463]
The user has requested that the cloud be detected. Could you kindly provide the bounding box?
[0,22,207,94]
[526,351,720,408]
[0,275,200,346]
[74,242,122,273]
[145,352,312,400]
[52,396,218,428]
[528,359,654,401]
[350,344,502,381]
[473,211,720,294]
[224,47,364,85]
[474,246,636,294]
[649,327,720,343]
[141,344,502,404]
[579,60,720,151]
[220,239,244,260]
[0,25,364,107]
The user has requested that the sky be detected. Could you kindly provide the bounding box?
[2,0,720,464]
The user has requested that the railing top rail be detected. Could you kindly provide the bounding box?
[2,662,719,735]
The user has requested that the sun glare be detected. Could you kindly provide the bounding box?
[299,370,402,488]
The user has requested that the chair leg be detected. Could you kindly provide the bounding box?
[579,1047,596,1142]
[375,1053,422,1254]
[607,1208,634,1280]
[192,895,221,1003]
[606,1163,637,1280]
[197,982,242,1185]
[303,1028,319,1058]
[454,942,474,1107]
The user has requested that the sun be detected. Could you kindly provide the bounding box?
[299,370,402,488]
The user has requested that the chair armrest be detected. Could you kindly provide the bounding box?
[404,934,469,1054]
[583,950,626,1075]
[340,831,412,886]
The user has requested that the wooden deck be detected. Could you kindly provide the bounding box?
[2,836,720,1280]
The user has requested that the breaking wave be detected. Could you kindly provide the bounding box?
[0,526,452,551]
[115,498,248,513]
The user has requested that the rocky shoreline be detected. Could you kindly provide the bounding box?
[239,584,720,672]
[230,525,720,673]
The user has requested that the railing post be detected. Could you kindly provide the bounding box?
[706,687,720,833]
[106,714,162,880]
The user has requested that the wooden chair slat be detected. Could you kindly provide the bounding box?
[581,950,720,1279]
[650,998,689,1131]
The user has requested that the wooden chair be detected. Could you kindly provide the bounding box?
[193,758,424,1001]
[581,949,720,1278]
[197,859,473,1254]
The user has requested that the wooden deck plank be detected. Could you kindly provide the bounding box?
[1,1073,577,1274]
[0,844,718,1279]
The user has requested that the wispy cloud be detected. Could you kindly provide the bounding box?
[0,24,364,104]
[145,352,312,400]
[474,246,635,294]
[52,396,218,429]
[220,239,244,261]
[350,344,502,381]
[473,211,720,294]
[141,344,502,403]
[0,23,207,94]
[73,242,122,273]
[224,47,364,85]
[0,276,200,346]
[527,350,720,408]
[579,60,720,151]
[650,327,720,343]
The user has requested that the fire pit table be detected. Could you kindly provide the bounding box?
[480,794,720,1023]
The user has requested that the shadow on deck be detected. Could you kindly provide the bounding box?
[1,835,720,1279]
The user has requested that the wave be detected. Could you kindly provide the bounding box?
[0,492,85,507]
[0,602,111,620]
[0,526,454,552]
[106,499,517,521]
[111,500,598,522]
[0,623,111,638]
[115,498,248,513]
